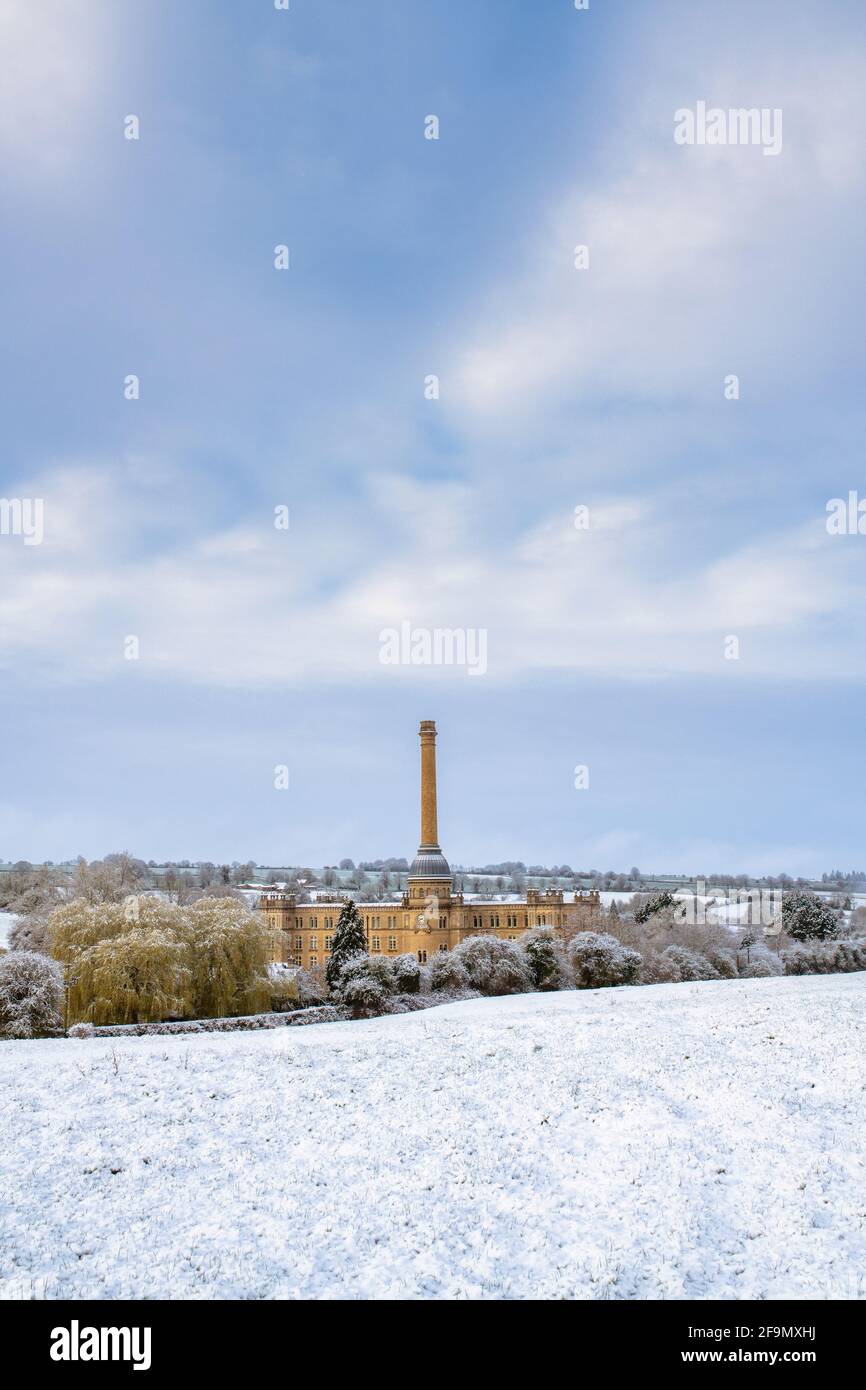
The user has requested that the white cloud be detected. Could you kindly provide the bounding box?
[2,463,864,688]
[444,40,866,433]
[0,0,110,181]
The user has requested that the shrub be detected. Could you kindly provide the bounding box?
[336,955,394,1018]
[738,944,783,979]
[833,940,866,972]
[452,936,534,995]
[657,945,719,983]
[739,957,775,978]
[68,1021,95,1038]
[269,970,301,1012]
[780,890,841,942]
[8,917,53,956]
[521,928,569,991]
[0,951,64,1039]
[294,967,328,1007]
[705,945,738,979]
[569,932,642,989]
[783,939,866,976]
[391,954,421,994]
[428,951,470,993]
[638,952,681,985]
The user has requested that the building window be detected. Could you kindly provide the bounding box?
[372,936,381,952]
[293,954,302,967]
[309,954,318,966]
[388,935,397,951]
[324,935,332,950]
[309,935,317,950]
[295,935,303,949]
[417,950,427,963]
[312,916,318,930]
[439,943,448,952]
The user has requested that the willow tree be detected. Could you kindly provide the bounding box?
[50,895,178,965]
[69,928,190,1025]
[51,897,190,1025]
[50,894,274,1025]
[179,897,272,1018]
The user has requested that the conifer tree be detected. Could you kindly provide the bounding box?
[326,898,367,990]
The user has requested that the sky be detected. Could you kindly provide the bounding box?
[1,0,865,874]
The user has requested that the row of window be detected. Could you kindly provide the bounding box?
[271,911,561,934]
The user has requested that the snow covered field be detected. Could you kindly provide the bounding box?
[1,974,864,1301]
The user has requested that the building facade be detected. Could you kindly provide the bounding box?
[260,720,600,970]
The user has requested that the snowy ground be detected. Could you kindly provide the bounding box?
[1,974,864,1301]
[0,913,17,949]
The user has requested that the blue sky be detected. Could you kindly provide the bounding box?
[1,0,865,873]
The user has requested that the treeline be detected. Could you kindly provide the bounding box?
[1,882,864,1041]
[316,888,866,1022]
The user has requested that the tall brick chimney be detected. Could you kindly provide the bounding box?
[418,718,439,850]
[407,719,451,893]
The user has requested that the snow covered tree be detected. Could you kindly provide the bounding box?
[656,944,719,983]
[326,898,367,990]
[0,951,64,1038]
[780,891,840,942]
[429,950,470,993]
[50,895,176,964]
[451,936,534,996]
[569,932,642,988]
[69,929,190,1025]
[179,897,271,1018]
[783,939,866,976]
[521,927,568,991]
[8,916,53,956]
[71,853,148,905]
[739,944,783,978]
[51,896,272,1024]
[391,954,421,994]
[634,891,679,925]
[705,944,738,979]
[335,955,394,1018]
